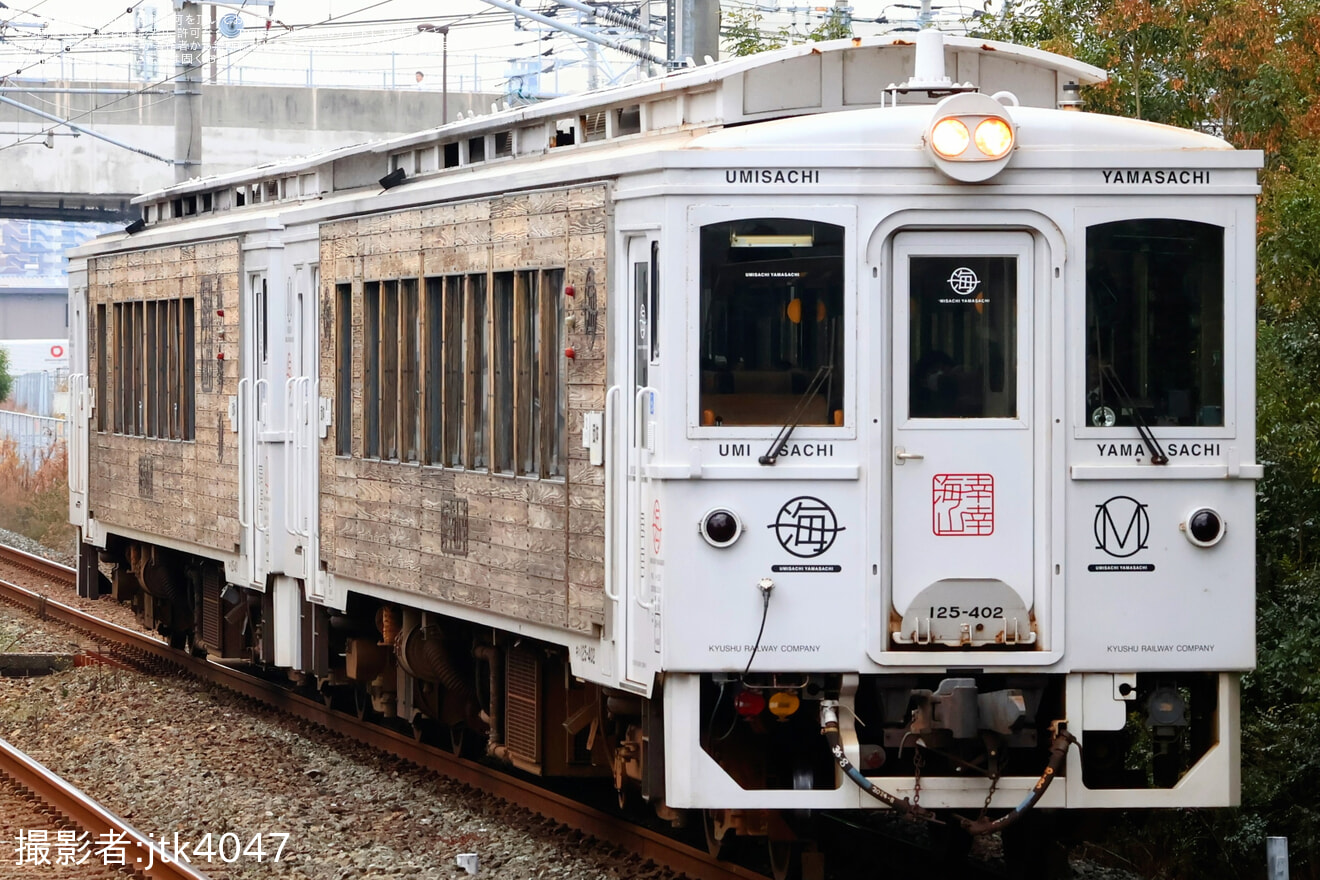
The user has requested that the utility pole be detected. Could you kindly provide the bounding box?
[172,0,274,183]
[667,0,718,69]
[173,0,204,183]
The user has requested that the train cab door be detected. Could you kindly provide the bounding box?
[240,270,273,588]
[67,280,90,536]
[889,231,1040,649]
[618,233,663,692]
[280,249,319,580]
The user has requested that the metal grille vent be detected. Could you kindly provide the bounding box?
[201,566,223,651]
[505,649,541,764]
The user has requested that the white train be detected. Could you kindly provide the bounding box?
[67,30,1260,875]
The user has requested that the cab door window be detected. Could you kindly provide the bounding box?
[698,219,844,427]
[1086,219,1224,428]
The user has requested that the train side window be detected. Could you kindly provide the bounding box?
[182,298,194,441]
[514,270,537,476]
[112,303,123,433]
[444,275,466,467]
[493,272,515,474]
[650,241,659,362]
[424,278,443,465]
[145,301,158,437]
[544,268,565,478]
[95,304,106,432]
[1086,220,1224,428]
[335,283,352,457]
[400,278,421,463]
[363,281,380,459]
[698,219,844,427]
[380,280,400,461]
[470,273,489,470]
[105,297,194,440]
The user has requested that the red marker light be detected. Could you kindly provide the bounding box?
[565,347,576,359]
[733,690,766,717]
[564,284,575,297]
[216,309,224,317]
[216,352,225,360]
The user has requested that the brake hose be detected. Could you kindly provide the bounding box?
[959,724,1077,836]
[820,701,936,822]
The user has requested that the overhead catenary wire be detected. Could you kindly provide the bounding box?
[0,0,417,157]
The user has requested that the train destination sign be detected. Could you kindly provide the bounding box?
[723,168,821,184]
[1101,169,1211,185]
[1095,442,1221,457]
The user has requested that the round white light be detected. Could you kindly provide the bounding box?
[974,117,1014,159]
[930,118,970,159]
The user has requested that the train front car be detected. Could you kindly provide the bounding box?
[623,31,1261,853]
[62,29,1260,878]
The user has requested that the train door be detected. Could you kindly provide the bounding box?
[240,269,273,588]
[620,233,663,691]
[889,231,1038,648]
[67,282,90,543]
[280,247,319,579]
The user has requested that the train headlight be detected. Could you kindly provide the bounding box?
[930,118,970,159]
[974,117,1015,159]
[700,508,743,548]
[925,92,1017,183]
[1182,508,1225,547]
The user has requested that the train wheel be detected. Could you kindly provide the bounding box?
[702,810,725,858]
[768,837,799,880]
[354,686,373,720]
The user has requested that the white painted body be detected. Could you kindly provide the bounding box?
[70,34,1260,813]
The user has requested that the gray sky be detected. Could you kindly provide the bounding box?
[0,1,989,94]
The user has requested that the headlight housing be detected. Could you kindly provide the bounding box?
[925,92,1018,183]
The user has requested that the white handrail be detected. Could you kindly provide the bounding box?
[283,377,298,536]
[633,385,658,612]
[65,373,84,493]
[603,384,621,602]
[295,377,312,537]
[237,377,252,529]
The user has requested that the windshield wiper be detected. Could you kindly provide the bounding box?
[758,364,833,466]
[1098,364,1168,465]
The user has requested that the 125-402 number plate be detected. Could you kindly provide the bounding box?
[928,606,1004,620]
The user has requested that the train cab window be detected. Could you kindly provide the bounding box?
[1086,220,1224,428]
[908,256,1018,419]
[698,219,844,427]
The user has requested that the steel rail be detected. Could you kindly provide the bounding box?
[0,562,764,880]
[0,543,76,586]
[0,736,212,880]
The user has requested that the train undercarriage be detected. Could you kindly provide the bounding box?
[89,536,1224,880]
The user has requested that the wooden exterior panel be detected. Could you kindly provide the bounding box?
[86,238,241,555]
[320,184,610,634]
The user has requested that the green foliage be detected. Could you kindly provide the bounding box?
[969,0,1316,162]
[723,4,852,57]
[806,7,852,42]
[723,5,789,57]
[0,347,11,404]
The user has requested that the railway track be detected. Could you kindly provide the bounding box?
[0,735,212,880]
[0,543,763,880]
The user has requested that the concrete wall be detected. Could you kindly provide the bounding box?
[0,291,66,339]
[0,82,503,202]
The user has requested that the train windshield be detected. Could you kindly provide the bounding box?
[698,218,844,427]
[1086,219,1224,428]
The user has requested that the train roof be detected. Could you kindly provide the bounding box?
[688,103,1239,155]
[128,34,1107,228]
